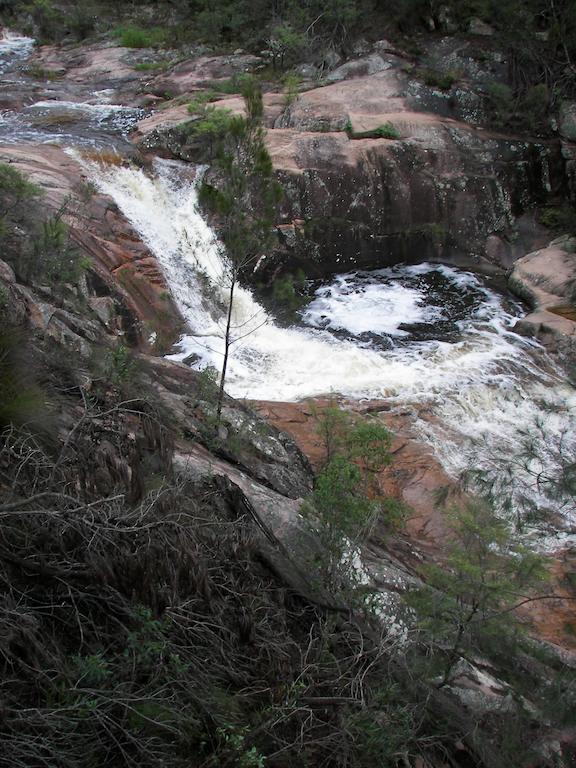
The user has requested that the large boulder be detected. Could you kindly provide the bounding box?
[509,235,576,362]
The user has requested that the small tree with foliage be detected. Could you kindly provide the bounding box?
[0,162,39,238]
[408,499,547,684]
[305,404,402,593]
[199,78,282,421]
[267,23,306,70]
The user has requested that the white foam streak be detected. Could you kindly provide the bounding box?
[26,101,145,133]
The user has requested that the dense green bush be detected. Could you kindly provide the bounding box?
[304,404,403,592]
[417,68,458,91]
[0,162,39,226]
[267,23,306,70]
[24,0,64,42]
[186,105,235,157]
[271,270,306,312]
[115,25,167,48]
[346,121,401,140]
[29,211,90,284]
[485,80,550,132]
[540,205,576,235]
[407,500,547,685]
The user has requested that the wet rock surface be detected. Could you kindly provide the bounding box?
[132,37,565,278]
[0,143,182,349]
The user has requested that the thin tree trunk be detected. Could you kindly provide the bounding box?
[216,277,235,422]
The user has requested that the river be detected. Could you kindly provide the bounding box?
[2,32,575,545]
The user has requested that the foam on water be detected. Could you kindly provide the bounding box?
[303,272,442,337]
[82,156,576,543]
[26,100,145,133]
[0,31,34,75]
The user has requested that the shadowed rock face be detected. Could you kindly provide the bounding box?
[135,39,566,278]
[267,126,561,277]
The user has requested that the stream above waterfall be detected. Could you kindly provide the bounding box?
[0,33,144,149]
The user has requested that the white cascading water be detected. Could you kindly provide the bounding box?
[0,31,34,74]
[82,157,576,545]
[0,29,572,547]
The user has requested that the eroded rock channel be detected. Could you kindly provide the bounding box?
[1,19,576,766]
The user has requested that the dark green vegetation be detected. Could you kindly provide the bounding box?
[270,270,307,313]
[4,0,576,103]
[1,161,573,764]
[416,68,458,91]
[540,205,576,236]
[2,320,575,767]
[0,162,88,287]
[303,404,408,594]
[1,2,576,764]
[408,500,547,682]
[197,79,282,419]
[346,121,401,140]
[0,420,422,767]
[0,168,440,767]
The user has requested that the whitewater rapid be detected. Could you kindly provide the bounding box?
[0,31,34,74]
[81,158,576,542]
[0,29,572,541]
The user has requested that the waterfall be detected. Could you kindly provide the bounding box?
[83,156,576,544]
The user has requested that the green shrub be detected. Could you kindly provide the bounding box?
[407,500,547,682]
[0,162,40,222]
[195,364,219,403]
[115,25,166,49]
[373,122,401,139]
[484,81,514,127]
[134,61,170,73]
[215,724,265,768]
[29,212,89,285]
[540,205,576,235]
[282,71,302,106]
[346,688,416,766]
[187,91,219,115]
[304,406,400,591]
[485,81,550,132]
[186,105,234,138]
[346,121,400,140]
[0,164,89,287]
[418,68,458,90]
[188,106,237,159]
[26,0,64,42]
[522,83,549,131]
[204,74,254,96]
[105,343,136,385]
[67,4,97,40]
[271,273,305,311]
[267,23,307,70]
